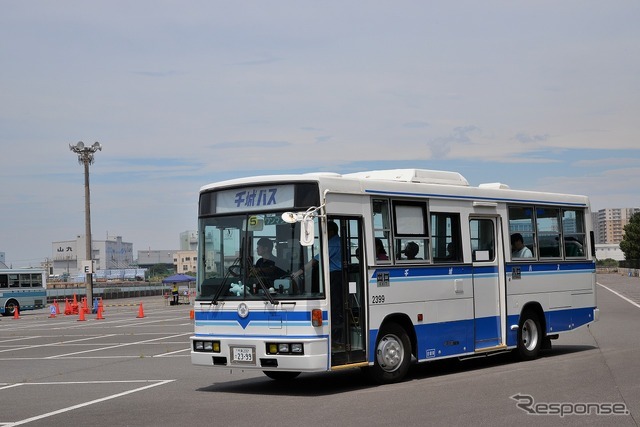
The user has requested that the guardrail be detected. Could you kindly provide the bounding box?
[46,282,173,303]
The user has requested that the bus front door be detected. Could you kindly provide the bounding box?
[329,216,367,367]
[469,216,506,351]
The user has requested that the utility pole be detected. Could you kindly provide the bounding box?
[69,141,102,305]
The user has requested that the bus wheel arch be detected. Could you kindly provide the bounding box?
[381,313,417,357]
[368,316,414,384]
[517,304,545,360]
[3,299,19,316]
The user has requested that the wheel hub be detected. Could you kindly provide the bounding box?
[376,334,403,372]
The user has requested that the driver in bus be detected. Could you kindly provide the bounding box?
[254,237,285,285]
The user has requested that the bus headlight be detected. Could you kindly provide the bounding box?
[266,342,304,355]
[193,340,220,352]
[278,343,290,353]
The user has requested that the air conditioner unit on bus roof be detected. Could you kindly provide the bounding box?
[346,169,469,186]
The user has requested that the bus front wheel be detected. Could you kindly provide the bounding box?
[517,309,542,360]
[369,323,411,384]
[3,300,19,317]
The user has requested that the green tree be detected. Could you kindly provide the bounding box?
[596,258,618,267]
[620,212,640,260]
[149,263,172,279]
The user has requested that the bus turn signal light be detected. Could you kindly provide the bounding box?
[311,309,322,327]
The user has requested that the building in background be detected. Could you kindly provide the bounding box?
[592,208,640,262]
[180,230,198,251]
[51,235,133,277]
[137,250,176,268]
[174,250,197,274]
[595,244,625,261]
[593,208,640,244]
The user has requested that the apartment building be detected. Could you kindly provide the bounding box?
[593,208,640,244]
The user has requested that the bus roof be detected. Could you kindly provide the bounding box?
[199,169,590,207]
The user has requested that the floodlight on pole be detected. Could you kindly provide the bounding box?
[69,141,102,305]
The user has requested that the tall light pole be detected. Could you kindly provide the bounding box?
[69,141,102,304]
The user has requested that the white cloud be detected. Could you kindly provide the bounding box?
[1,1,639,263]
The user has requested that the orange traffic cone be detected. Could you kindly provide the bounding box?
[13,307,20,319]
[96,304,105,320]
[54,300,61,316]
[78,307,86,321]
[136,302,145,318]
[189,309,194,320]
[71,294,79,315]
[81,297,89,314]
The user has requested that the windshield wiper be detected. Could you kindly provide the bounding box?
[211,257,240,305]
[247,263,279,305]
[211,257,279,305]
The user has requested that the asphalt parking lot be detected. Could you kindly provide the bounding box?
[0,296,194,426]
[1,274,639,426]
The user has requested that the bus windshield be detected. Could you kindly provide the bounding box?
[197,211,325,302]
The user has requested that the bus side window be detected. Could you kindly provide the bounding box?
[431,212,461,263]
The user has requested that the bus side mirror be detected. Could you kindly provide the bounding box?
[282,212,315,246]
[300,218,314,246]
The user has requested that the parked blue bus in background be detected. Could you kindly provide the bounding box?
[0,268,47,316]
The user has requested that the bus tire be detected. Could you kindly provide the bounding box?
[517,309,542,360]
[3,299,19,317]
[369,323,411,384]
[263,371,301,381]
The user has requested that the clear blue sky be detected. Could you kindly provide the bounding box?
[1,1,639,266]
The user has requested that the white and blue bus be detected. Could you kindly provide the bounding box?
[191,169,598,383]
[0,268,47,316]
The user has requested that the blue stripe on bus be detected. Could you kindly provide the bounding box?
[368,262,594,282]
[505,306,596,346]
[194,310,327,329]
[0,290,47,297]
[505,261,595,272]
[0,290,47,314]
[369,306,596,363]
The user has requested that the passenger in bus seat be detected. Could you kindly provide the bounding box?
[403,241,421,260]
[375,238,389,260]
[511,233,533,258]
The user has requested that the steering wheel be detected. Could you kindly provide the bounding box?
[228,264,241,277]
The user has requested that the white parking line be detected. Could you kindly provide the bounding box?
[45,332,192,359]
[597,282,640,309]
[2,380,175,427]
[0,336,43,344]
[153,347,190,357]
[0,334,118,354]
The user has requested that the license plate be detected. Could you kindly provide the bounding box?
[230,346,255,365]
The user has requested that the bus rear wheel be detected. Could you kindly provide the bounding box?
[368,323,411,384]
[263,371,301,381]
[3,300,19,317]
[517,309,542,360]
